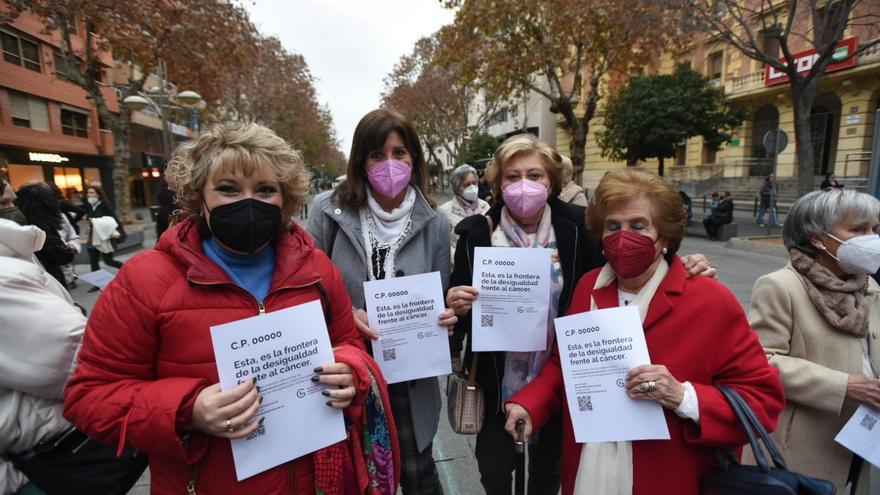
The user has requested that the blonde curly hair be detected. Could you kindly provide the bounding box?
[165,122,311,230]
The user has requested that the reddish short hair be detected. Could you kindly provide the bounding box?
[587,169,686,256]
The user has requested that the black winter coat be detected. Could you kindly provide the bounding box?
[449,196,603,417]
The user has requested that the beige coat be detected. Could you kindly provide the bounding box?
[746,264,880,493]
[437,196,490,257]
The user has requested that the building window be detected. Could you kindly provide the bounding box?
[707,51,723,83]
[61,108,90,138]
[675,142,687,166]
[488,109,508,127]
[2,29,41,72]
[9,92,50,131]
[703,144,718,165]
[53,50,76,82]
[817,2,846,46]
[761,31,781,62]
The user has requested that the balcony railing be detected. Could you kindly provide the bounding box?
[724,37,880,97]
[724,70,764,96]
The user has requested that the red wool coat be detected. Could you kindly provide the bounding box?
[64,220,369,494]
[510,258,784,495]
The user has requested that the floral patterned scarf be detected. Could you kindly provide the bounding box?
[314,346,400,495]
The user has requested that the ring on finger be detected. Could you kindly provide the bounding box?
[225,418,235,433]
[641,380,656,393]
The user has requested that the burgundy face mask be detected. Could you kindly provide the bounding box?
[602,230,660,279]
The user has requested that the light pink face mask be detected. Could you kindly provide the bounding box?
[367,159,411,199]
[502,179,548,219]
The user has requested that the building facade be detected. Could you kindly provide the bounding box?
[558,2,880,191]
[0,10,118,202]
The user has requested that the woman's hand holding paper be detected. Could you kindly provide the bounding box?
[625,364,685,410]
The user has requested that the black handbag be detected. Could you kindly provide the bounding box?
[701,386,836,495]
[8,427,148,495]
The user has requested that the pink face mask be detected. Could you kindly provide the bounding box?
[367,159,411,199]
[502,179,548,219]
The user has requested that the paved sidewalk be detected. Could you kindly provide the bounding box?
[686,208,786,240]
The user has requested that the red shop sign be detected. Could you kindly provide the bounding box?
[764,37,857,86]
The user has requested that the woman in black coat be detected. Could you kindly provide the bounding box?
[14,183,76,286]
[84,185,124,278]
[446,135,715,495]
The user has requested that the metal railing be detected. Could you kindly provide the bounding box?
[840,152,871,177]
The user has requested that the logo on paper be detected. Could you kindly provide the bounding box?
[517,306,525,313]
[296,388,306,398]
[616,379,625,387]
[417,332,424,339]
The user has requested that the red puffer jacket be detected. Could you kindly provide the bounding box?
[64,220,367,494]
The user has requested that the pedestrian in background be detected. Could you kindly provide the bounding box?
[48,182,85,234]
[438,163,491,257]
[83,185,124,291]
[702,191,734,241]
[756,173,781,227]
[747,188,880,494]
[13,183,76,287]
[477,169,492,204]
[504,169,784,495]
[64,122,397,494]
[821,173,844,190]
[556,155,588,207]
[707,191,719,216]
[0,175,25,225]
[154,178,176,239]
[308,109,456,495]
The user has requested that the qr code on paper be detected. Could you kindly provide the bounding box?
[577,395,593,412]
[246,422,266,441]
[860,414,878,431]
[481,315,494,327]
[383,348,397,361]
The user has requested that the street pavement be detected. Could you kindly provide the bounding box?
[64,208,788,495]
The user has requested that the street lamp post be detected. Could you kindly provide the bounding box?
[121,60,203,158]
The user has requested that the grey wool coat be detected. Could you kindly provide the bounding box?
[307,188,451,452]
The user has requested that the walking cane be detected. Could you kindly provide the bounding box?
[515,419,526,495]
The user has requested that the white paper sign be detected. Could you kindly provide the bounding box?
[210,301,346,480]
[554,306,670,443]
[835,404,880,468]
[78,269,115,289]
[363,272,451,383]
[472,247,551,352]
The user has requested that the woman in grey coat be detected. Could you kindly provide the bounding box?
[308,109,456,495]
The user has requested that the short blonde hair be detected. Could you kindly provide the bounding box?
[166,122,310,229]
[587,169,686,257]
[487,134,562,200]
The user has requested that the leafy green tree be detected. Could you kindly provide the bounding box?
[462,132,499,167]
[597,65,746,177]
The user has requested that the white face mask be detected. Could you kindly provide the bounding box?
[87,197,99,206]
[824,232,880,275]
[460,185,479,202]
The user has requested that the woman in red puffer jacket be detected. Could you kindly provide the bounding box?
[64,123,399,494]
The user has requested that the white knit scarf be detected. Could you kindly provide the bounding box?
[360,186,416,280]
[573,259,669,495]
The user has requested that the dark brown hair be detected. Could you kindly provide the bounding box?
[87,184,111,204]
[333,108,433,208]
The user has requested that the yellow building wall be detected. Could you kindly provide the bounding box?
[561,12,880,191]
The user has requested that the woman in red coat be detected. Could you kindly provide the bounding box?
[504,169,784,495]
[64,123,398,494]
